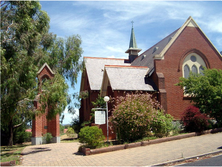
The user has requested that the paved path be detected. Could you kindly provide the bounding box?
[20,132,222,166]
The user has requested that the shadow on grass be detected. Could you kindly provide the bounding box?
[1,144,31,152]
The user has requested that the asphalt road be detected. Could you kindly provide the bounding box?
[180,154,222,166]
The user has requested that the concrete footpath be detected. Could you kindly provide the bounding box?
[20,132,222,166]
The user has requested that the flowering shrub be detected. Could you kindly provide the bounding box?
[110,92,173,142]
[79,126,105,149]
[181,106,209,132]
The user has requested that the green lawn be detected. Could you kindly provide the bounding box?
[60,134,79,143]
[1,143,31,165]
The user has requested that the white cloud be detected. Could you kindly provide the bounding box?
[43,1,222,60]
[201,17,222,34]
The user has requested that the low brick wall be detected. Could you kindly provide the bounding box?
[1,160,16,166]
[80,128,222,156]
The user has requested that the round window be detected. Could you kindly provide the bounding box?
[190,55,196,62]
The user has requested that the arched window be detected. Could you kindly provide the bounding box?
[182,53,206,78]
[199,66,204,75]
[184,65,190,79]
[192,65,198,74]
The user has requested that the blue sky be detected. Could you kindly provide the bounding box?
[40,1,222,125]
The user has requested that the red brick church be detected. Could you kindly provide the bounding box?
[79,16,222,140]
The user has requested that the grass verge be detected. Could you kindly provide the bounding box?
[1,143,31,165]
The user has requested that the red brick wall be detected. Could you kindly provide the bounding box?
[79,70,102,123]
[154,26,222,120]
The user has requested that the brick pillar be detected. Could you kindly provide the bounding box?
[48,113,60,143]
[32,98,43,145]
[156,72,167,112]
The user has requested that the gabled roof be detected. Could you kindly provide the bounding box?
[37,62,55,75]
[132,16,222,74]
[84,57,130,90]
[131,29,179,73]
[101,65,155,96]
[154,16,222,60]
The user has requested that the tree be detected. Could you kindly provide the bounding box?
[1,1,83,146]
[177,68,222,126]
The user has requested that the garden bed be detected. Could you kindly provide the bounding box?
[80,128,222,156]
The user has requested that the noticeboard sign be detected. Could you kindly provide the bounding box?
[95,111,106,125]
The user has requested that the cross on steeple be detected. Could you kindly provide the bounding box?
[131,21,134,28]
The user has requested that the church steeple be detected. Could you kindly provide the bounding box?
[125,21,141,63]
[129,21,138,48]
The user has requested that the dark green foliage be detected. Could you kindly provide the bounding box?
[181,106,209,132]
[79,126,105,149]
[1,1,83,145]
[43,133,53,143]
[90,95,107,123]
[92,95,106,108]
[71,118,90,135]
[14,131,32,144]
[71,118,82,134]
[177,68,222,127]
[1,1,48,146]
[39,74,68,120]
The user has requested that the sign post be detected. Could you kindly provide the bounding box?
[104,96,110,142]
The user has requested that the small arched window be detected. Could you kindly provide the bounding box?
[192,65,198,74]
[184,65,190,79]
[199,66,204,75]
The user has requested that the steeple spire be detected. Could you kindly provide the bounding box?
[125,21,141,63]
[129,21,138,48]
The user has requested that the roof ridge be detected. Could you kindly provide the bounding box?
[105,65,148,68]
[84,56,127,60]
[37,62,55,75]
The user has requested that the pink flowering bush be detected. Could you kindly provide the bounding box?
[181,106,209,132]
[110,92,173,142]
